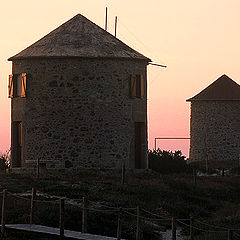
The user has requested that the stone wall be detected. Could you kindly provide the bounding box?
[189,101,240,168]
[11,58,148,170]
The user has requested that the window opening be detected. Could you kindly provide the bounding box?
[8,73,27,98]
[130,74,144,99]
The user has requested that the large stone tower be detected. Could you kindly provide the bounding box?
[187,74,240,168]
[8,14,151,171]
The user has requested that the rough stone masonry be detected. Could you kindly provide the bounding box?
[187,74,240,168]
[8,14,150,171]
[12,58,147,170]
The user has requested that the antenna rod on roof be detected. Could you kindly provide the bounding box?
[149,63,167,68]
[105,7,108,31]
[115,16,118,37]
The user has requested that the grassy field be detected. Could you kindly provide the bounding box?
[0,170,240,239]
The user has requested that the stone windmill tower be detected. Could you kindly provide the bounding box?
[187,74,240,168]
[8,14,151,171]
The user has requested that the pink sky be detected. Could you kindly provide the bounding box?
[1,0,240,157]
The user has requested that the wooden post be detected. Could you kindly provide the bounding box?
[122,162,125,185]
[193,167,197,187]
[30,188,36,224]
[1,189,6,235]
[117,207,122,240]
[206,155,208,173]
[114,16,118,37]
[59,199,64,240]
[36,158,40,179]
[136,206,140,240]
[82,197,87,233]
[171,217,176,240]
[105,7,108,31]
[238,154,240,175]
[189,216,193,240]
[228,229,233,240]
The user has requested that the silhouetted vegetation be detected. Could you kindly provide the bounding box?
[148,149,191,174]
[0,149,10,171]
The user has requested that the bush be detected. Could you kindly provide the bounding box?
[148,149,191,174]
[0,149,11,170]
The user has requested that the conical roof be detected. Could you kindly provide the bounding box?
[186,74,240,101]
[8,14,150,61]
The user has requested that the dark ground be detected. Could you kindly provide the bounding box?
[0,170,239,239]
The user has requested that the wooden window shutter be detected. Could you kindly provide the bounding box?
[140,75,144,99]
[130,75,137,98]
[8,74,14,98]
[20,73,27,97]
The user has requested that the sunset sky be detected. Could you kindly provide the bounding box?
[1,0,240,156]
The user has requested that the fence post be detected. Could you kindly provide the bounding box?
[122,162,126,185]
[59,199,64,240]
[30,188,36,225]
[136,206,140,240]
[228,229,233,240]
[172,217,176,240]
[36,158,40,179]
[189,216,193,240]
[1,189,6,235]
[117,207,122,240]
[82,197,87,233]
[193,167,197,187]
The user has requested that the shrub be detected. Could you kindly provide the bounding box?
[148,149,191,174]
[0,149,11,170]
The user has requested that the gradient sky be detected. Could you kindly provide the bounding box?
[1,0,240,156]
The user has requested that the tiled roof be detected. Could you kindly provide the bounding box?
[8,14,150,61]
[186,74,240,101]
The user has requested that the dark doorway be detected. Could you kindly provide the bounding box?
[12,121,22,168]
[135,122,145,169]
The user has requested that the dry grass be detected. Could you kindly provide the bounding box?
[0,170,239,239]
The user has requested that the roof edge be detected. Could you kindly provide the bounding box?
[186,98,240,102]
[8,14,151,62]
[8,56,151,62]
[186,74,240,101]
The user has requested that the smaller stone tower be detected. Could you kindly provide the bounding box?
[187,74,240,168]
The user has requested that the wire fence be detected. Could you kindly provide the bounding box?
[0,189,238,240]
